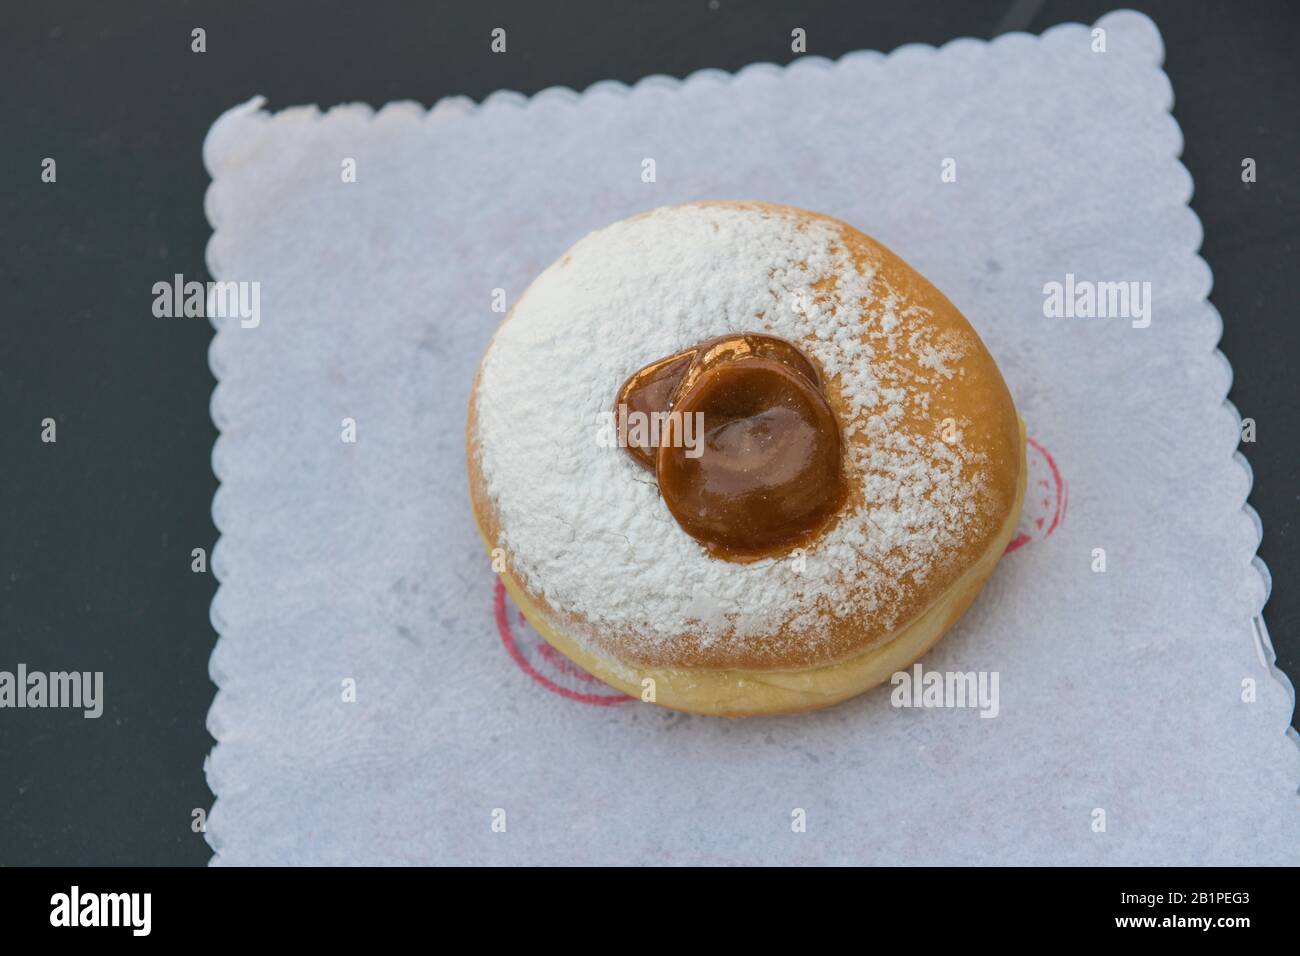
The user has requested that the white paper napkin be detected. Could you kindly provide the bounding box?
[202,9,1298,865]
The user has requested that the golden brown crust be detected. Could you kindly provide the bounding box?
[480,420,1024,716]
[467,201,1023,688]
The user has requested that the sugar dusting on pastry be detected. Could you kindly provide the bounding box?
[474,203,989,666]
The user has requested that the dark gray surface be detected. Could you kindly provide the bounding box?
[1,0,1296,865]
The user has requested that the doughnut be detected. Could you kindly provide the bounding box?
[467,201,1025,716]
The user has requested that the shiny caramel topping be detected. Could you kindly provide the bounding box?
[614,349,695,469]
[676,332,821,398]
[616,333,845,561]
[614,333,821,470]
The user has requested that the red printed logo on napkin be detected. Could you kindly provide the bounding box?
[1005,436,1068,554]
[494,580,632,705]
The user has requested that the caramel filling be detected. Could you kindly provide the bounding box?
[616,349,695,470]
[615,333,846,561]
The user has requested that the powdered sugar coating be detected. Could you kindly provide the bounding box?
[474,203,986,660]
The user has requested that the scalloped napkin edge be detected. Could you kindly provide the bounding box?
[200,8,1297,865]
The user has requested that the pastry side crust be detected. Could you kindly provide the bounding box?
[472,419,1025,716]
